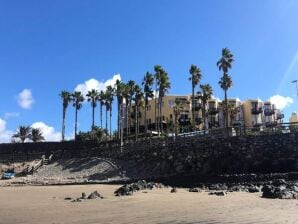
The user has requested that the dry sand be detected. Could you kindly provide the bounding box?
[0,184,298,224]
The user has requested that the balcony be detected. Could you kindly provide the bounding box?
[265,121,277,127]
[277,114,284,120]
[193,103,202,111]
[264,109,275,116]
[178,118,190,126]
[208,108,219,115]
[251,107,263,115]
[232,120,242,126]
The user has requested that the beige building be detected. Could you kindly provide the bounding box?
[289,112,298,123]
[127,95,284,133]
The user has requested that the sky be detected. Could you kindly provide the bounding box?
[1,0,298,142]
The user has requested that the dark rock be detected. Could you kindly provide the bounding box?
[87,190,103,199]
[209,191,226,196]
[170,187,177,193]
[64,197,72,200]
[189,188,201,192]
[248,186,259,193]
[81,192,86,199]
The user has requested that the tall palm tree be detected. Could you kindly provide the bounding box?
[86,89,99,130]
[217,48,234,129]
[122,83,130,140]
[115,80,125,140]
[142,72,154,135]
[189,65,202,131]
[30,128,45,143]
[154,65,162,133]
[72,91,85,140]
[173,99,183,138]
[134,84,143,140]
[127,80,136,136]
[199,84,213,130]
[106,85,114,140]
[99,91,106,129]
[158,70,171,134]
[59,91,72,141]
[13,125,32,143]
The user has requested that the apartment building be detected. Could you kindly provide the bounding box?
[126,95,284,133]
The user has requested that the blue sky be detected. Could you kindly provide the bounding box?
[1,0,298,142]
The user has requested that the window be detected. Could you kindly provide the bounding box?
[162,116,165,121]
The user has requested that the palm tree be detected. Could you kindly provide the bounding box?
[122,83,130,140]
[127,80,136,136]
[173,99,183,138]
[59,91,72,141]
[72,91,85,140]
[115,80,125,140]
[142,72,154,135]
[30,128,45,142]
[199,84,213,130]
[13,125,32,143]
[158,70,171,134]
[154,65,162,132]
[189,65,202,131]
[86,89,99,130]
[217,48,234,129]
[106,85,115,140]
[134,84,143,140]
[99,91,106,129]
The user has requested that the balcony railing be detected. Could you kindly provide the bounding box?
[195,118,202,124]
[178,118,190,125]
[208,108,219,115]
[193,103,202,111]
[251,107,263,114]
[264,109,275,116]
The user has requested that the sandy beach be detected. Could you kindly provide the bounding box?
[0,184,298,224]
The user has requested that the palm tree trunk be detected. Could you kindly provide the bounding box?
[224,89,228,129]
[100,103,103,129]
[117,101,120,140]
[62,107,66,141]
[92,102,95,129]
[155,83,157,132]
[192,84,195,131]
[106,106,108,142]
[110,103,112,141]
[126,101,129,140]
[144,100,147,136]
[75,107,78,140]
[135,104,138,141]
[160,96,163,134]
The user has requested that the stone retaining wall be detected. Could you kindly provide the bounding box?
[0,133,298,176]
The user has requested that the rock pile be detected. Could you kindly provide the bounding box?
[64,190,103,202]
[262,179,298,199]
[114,180,164,196]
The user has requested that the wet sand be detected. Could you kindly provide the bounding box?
[0,184,298,224]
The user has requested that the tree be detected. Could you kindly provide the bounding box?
[72,91,84,140]
[173,99,183,138]
[99,91,106,129]
[127,80,136,136]
[13,126,32,143]
[59,91,72,141]
[86,89,99,130]
[154,65,162,132]
[142,72,154,135]
[134,84,143,140]
[199,84,213,130]
[189,65,202,131]
[217,48,234,129]
[106,85,114,140]
[158,70,171,134]
[122,83,130,140]
[30,128,45,143]
[115,80,125,140]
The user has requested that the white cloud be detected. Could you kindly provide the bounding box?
[269,94,294,110]
[0,118,13,143]
[4,112,20,119]
[17,89,34,109]
[31,122,61,142]
[74,74,121,96]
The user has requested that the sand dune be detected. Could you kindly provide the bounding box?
[1,184,298,224]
